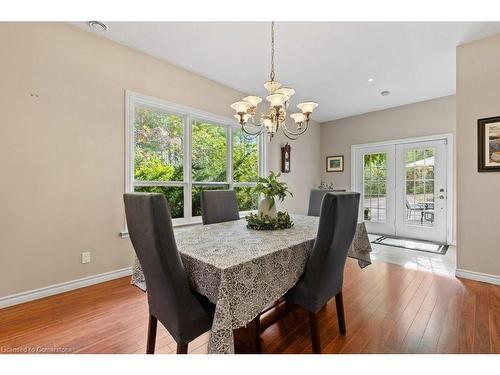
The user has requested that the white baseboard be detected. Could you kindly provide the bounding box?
[0,267,133,309]
[455,268,500,286]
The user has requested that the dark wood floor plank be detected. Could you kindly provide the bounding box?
[417,277,458,353]
[2,259,500,354]
[471,280,491,353]
[487,284,500,353]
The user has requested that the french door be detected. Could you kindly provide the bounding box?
[354,138,449,243]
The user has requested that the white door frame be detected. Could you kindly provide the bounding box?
[351,133,454,245]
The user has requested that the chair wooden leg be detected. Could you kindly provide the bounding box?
[254,315,261,353]
[335,292,346,335]
[274,299,284,321]
[308,312,321,354]
[146,314,157,354]
[243,315,261,353]
[177,344,188,354]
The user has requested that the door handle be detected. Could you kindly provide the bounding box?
[439,195,445,199]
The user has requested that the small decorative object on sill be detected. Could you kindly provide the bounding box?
[318,181,335,189]
[246,211,293,230]
[281,143,291,173]
[326,155,344,172]
[477,116,500,172]
[364,208,371,221]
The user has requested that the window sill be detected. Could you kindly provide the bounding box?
[120,211,255,239]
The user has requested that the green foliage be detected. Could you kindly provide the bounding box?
[245,211,293,230]
[192,121,227,182]
[134,108,184,182]
[233,129,259,183]
[134,186,184,219]
[135,154,175,181]
[254,171,292,209]
[234,186,259,211]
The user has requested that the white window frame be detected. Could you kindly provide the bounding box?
[122,90,266,234]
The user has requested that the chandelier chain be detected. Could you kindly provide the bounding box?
[270,21,275,81]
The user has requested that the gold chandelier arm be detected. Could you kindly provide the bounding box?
[239,120,264,139]
[282,119,309,137]
[241,126,263,138]
[282,131,299,141]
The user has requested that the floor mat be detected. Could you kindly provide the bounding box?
[371,235,448,255]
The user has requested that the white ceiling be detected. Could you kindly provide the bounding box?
[72,22,500,122]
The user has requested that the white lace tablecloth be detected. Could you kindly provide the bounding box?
[131,214,372,354]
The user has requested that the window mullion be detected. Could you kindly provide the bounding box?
[259,132,267,177]
[134,181,185,187]
[227,126,233,190]
[185,114,192,220]
[126,98,135,193]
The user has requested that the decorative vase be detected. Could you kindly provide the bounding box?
[258,197,277,219]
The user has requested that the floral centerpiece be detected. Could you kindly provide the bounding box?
[246,171,293,230]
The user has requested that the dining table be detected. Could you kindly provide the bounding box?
[130,214,372,354]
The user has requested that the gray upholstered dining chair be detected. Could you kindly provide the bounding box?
[123,193,215,354]
[201,189,240,225]
[307,188,347,217]
[286,192,360,353]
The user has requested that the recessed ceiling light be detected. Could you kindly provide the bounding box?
[87,21,108,32]
[380,90,391,96]
[368,78,374,83]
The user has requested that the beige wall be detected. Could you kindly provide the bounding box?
[320,95,457,242]
[268,121,321,214]
[0,22,321,298]
[456,33,500,277]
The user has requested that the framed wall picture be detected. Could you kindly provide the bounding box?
[478,116,500,172]
[281,143,291,173]
[326,155,344,172]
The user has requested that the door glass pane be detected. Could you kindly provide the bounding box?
[134,186,184,218]
[404,147,435,227]
[363,153,387,223]
[134,107,184,182]
[192,121,227,182]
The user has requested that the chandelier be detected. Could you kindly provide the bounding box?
[230,22,318,140]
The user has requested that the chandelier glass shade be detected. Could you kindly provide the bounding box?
[230,22,318,140]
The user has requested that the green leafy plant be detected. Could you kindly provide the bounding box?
[254,171,292,209]
[245,211,293,230]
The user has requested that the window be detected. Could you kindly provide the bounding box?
[126,91,265,225]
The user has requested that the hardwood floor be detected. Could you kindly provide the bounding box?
[1,258,500,354]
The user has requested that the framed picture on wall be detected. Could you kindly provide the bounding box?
[326,155,344,172]
[478,116,500,172]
